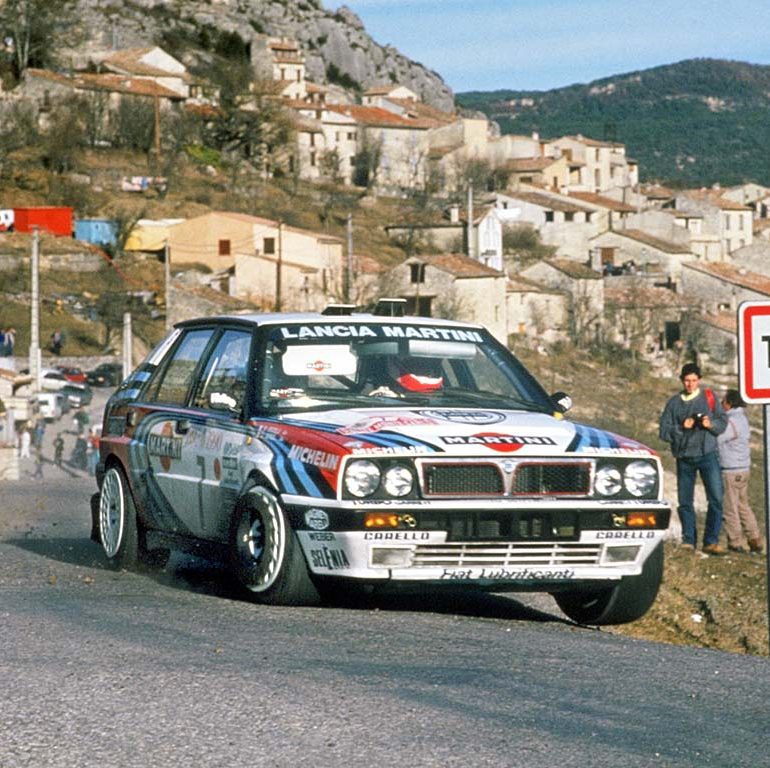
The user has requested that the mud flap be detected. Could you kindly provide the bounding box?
[90,491,100,542]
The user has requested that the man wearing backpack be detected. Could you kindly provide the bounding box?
[659,362,728,555]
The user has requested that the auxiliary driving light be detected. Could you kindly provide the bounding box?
[371,548,413,568]
[602,545,641,564]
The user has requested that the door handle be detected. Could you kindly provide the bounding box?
[176,418,191,434]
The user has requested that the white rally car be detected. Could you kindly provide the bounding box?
[93,303,670,625]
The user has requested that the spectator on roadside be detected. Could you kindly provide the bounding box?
[73,407,90,436]
[18,426,31,459]
[31,443,44,480]
[33,419,45,450]
[86,427,100,476]
[717,389,763,554]
[53,433,64,467]
[659,362,728,555]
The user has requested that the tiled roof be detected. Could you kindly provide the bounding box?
[568,191,636,212]
[641,184,674,199]
[422,253,504,278]
[506,275,565,294]
[614,229,691,254]
[505,157,559,172]
[324,103,434,129]
[102,47,190,80]
[27,69,183,100]
[546,259,601,279]
[500,190,591,214]
[605,285,691,308]
[683,261,770,295]
[698,311,737,334]
[682,189,752,211]
[386,98,456,126]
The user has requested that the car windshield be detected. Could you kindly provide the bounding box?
[258,320,552,413]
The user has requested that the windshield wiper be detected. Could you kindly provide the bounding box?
[436,389,549,412]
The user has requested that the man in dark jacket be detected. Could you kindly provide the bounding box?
[659,362,728,554]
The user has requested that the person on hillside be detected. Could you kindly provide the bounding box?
[659,362,728,555]
[717,389,763,554]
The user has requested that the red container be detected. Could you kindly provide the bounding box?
[13,206,73,237]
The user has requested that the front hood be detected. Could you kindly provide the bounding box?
[260,406,654,458]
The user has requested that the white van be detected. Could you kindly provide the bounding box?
[36,392,64,421]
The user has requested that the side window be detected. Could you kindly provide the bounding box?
[145,329,215,405]
[192,330,252,413]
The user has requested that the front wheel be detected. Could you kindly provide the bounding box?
[229,486,319,606]
[553,543,664,625]
[98,466,139,570]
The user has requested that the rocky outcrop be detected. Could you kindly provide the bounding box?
[66,0,454,110]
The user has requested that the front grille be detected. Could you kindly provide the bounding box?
[513,462,591,496]
[424,462,503,496]
[410,542,602,568]
[420,459,592,498]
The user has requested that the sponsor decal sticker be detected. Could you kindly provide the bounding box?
[287,444,340,470]
[310,547,350,570]
[440,567,576,581]
[147,423,182,471]
[305,508,330,530]
[440,433,557,452]
[418,409,505,425]
[339,415,439,435]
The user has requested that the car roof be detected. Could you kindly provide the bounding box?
[175,311,484,331]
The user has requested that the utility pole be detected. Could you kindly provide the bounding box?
[345,213,353,302]
[275,222,283,311]
[467,181,474,260]
[122,312,132,379]
[164,240,171,330]
[29,227,41,393]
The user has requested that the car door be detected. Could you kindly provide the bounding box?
[140,327,217,538]
[185,328,254,541]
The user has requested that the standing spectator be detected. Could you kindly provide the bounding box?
[717,389,764,554]
[31,443,44,480]
[5,327,15,355]
[659,362,728,555]
[73,407,90,436]
[53,433,64,467]
[33,419,45,451]
[86,427,100,476]
[18,426,31,459]
[50,330,63,356]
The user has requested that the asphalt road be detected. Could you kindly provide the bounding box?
[2,390,769,768]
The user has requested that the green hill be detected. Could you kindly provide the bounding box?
[456,58,770,188]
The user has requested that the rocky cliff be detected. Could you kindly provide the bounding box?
[68,0,454,110]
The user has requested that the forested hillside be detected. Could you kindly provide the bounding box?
[457,58,770,187]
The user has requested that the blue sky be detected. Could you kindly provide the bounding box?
[327,0,770,93]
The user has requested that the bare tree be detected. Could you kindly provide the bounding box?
[0,0,77,80]
[352,131,383,189]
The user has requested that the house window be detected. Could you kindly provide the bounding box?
[310,152,316,167]
[724,214,731,230]
[545,211,554,222]
[310,133,315,147]
[297,70,302,82]
[264,237,276,255]
[348,132,355,140]
[410,263,426,283]
[565,212,574,222]
[218,239,231,256]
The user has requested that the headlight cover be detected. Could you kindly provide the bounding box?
[344,460,381,498]
[383,465,413,497]
[624,460,658,497]
[595,465,623,496]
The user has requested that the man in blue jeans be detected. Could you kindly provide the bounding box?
[659,362,728,555]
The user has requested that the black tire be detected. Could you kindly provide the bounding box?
[98,465,139,570]
[554,542,664,626]
[230,486,319,606]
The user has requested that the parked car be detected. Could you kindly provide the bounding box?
[40,369,69,391]
[86,362,124,387]
[36,392,64,421]
[91,303,670,625]
[56,365,87,384]
[61,383,92,408]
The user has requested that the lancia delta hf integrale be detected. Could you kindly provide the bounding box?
[92,304,670,625]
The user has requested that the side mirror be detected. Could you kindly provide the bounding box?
[551,391,572,414]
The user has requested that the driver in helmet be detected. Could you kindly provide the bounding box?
[369,355,444,397]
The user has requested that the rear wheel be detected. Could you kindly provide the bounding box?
[98,466,139,570]
[230,486,319,606]
[554,543,664,625]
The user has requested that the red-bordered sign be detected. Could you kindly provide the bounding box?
[738,301,770,403]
